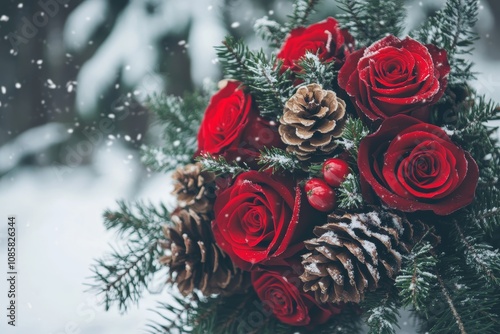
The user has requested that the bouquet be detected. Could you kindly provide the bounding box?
[91,1,500,333]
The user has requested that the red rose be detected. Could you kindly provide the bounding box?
[338,35,450,123]
[277,17,354,73]
[252,265,341,327]
[196,80,282,163]
[358,115,479,215]
[212,171,314,271]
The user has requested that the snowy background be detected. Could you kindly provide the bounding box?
[0,0,499,333]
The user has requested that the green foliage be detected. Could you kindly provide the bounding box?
[337,173,364,209]
[421,264,500,334]
[396,242,438,314]
[258,147,302,174]
[338,117,369,162]
[254,0,321,48]
[141,91,209,172]
[314,307,364,334]
[196,153,249,176]
[452,222,500,287]
[89,201,169,312]
[215,36,295,118]
[287,0,322,31]
[254,16,287,49]
[361,291,400,334]
[448,95,500,186]
[147,292,296,334]
[296,53,338,89]
[469,187,500,237]
[337,0,406,47]
[146,296,196,334]
[412,0,479,83]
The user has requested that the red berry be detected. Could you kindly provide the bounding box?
[305,178,337,212]
[323,158,350,188]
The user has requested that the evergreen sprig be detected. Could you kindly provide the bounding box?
[254,0,321,48]
[440,94,500,188]
[215,37,294,118]
[148,292,296,334]
[89,201,169,312]
[453,222,500,287]
[411,225,500,334]
[412,0,479,83]
[338,117,369,161]
[296,53,338,89]
[424,265,500,334]
[469,187,500,236]
[337,173,364,209]
[337,0,406,47]
[254,16,288,49]
[196,153,249,176]
[258,147,301,174]
[362,291,401,334]
[146,296,197,334]
[141,91,209,171]
[396,242,438,314]
[287,0,321,31]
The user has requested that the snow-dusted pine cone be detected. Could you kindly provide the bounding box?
[300,210,435,304]
[279,84,346,161]
[172,162,216,214]
[160,208,249,297]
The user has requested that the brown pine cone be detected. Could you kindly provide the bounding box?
[300,210,435,304]
[172,162,216,214]
[160,208,250,297]
[279,83,346,161]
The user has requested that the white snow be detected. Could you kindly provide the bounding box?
[0,144,176,334]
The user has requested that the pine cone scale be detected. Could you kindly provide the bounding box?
[161,208,250,296]
[300,210,432,304]
[279,83,346,161]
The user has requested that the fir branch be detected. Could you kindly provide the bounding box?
[314,306,364,334]
[254,16,287,48]
[436,273,467,334]
[141,91,209,172]
[286,0,321,31]
[254,0,321,48]
[412,0,479,83]
[396,242,438,314]
[417,245,500,334]
[472,191,500,235]
[362,291,400,334]
[215,37,294,118]
[145,296,197,334]
[155,292,296,334]
[454,222,500,286]
[196,153,249,176]
[445,94,500,190]
[307,162,323,177]
[89,201,168,312]
[141,146,191,174]
[338,117,369,161]
[296,53,338,89]
[337,0,406,47]
[337,173,364,209]
[258,147,301,174]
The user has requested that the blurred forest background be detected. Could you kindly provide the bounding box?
[0,1,499,333]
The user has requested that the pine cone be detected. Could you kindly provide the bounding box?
[160,208,250,297]
[172,162,216,214]
[279,84,346,161]
[300,210,433,304]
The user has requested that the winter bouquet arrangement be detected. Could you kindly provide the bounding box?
[91,1,500,333]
